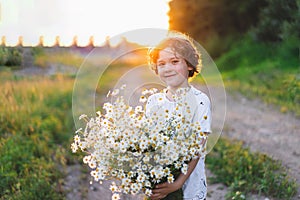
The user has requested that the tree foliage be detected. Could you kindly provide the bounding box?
[168,0,266,55]
[168,0,299,56]
[252,0,299,42]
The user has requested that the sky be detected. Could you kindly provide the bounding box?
[0,0,170,46]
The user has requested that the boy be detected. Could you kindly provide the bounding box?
[146,31,211,200]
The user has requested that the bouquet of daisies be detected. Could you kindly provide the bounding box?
[71,85,207,199]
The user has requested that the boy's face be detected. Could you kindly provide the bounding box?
[157,47,193,90]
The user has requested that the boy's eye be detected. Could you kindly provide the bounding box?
[171,60,179,64]
[158,62,165,67]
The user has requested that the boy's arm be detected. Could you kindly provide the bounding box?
[150,134,208,200]
[150,158,199,200]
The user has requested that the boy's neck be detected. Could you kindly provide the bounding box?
[167,83,191,92]
[166,84,191,101]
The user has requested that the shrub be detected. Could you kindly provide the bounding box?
[0,47,23,66]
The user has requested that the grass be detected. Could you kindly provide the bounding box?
[0,70,74,199]
[33,47,84,68]
[206,137,298,199]
[216,37,300,116]
[222,63,300,116]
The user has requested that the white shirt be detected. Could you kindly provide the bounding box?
[145,86,211,199]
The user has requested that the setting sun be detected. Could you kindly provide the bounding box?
[0,0,171,46]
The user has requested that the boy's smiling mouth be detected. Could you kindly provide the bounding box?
[164,73,177,78]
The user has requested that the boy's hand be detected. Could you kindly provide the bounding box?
[150,157,200,199]
[150,181,181,200]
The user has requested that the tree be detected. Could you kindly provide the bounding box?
[252,0,298,42]
[168,0,267,56]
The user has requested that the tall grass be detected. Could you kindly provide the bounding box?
[216,37,300,116]
[0,71,74,199]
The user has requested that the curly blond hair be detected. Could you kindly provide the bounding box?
[148,31,202,78]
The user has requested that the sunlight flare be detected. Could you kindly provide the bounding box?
[0,0,171,46]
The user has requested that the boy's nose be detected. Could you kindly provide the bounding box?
[164,63,173,71]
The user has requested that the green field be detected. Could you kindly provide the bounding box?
[0,70,74,199]
[0,42,298,199]
[216,37,300,117]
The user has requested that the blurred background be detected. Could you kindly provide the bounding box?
[0,0,299,199]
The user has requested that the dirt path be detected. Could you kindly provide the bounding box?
[213,88,300,199]
[64,84,300,199]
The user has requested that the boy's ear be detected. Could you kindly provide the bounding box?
[188,66,194,71]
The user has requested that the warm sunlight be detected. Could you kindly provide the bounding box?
[0,0,171,47]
